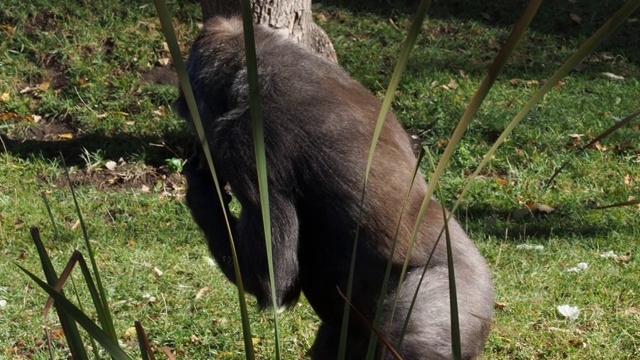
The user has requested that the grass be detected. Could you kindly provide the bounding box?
[1,0,639,359]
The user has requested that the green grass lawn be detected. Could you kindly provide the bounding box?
[1,1,639,359]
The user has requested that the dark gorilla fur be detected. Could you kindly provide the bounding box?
[176,17,494,359]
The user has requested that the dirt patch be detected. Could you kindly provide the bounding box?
[55,160,187,195]
[3,119,77,142]
[2,119,189,194]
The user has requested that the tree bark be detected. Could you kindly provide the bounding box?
[199,0,337,62]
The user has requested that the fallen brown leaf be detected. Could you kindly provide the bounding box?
[614,252,631,264]
[195,285,211,300]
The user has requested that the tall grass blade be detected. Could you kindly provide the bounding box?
[40,192,60,240]
[29,227,88,359]
[367,148,425,359]
[342,1,432,358]
[135,321,157,360]
[62,157,118,342]
[393,149,459,355]
[43,250,102,359]
[438,188,461,359]
[238,1,282,358]
[43,251,110,333]
[42,192,101,358]
[16,264,132,359]
[151,0,255,357]
[389,0,543,348]
[336,288,402,360]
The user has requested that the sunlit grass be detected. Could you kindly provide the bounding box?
[1,1,638,358]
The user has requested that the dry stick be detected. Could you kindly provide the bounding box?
[0,134,7,155]
[545,109,640,188]
[595,198,640,210]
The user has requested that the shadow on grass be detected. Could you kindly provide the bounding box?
[319,0,640,64]
[457,204,619,242]
[1,130,194,168]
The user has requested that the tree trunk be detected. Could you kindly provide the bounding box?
[199,0,337,62]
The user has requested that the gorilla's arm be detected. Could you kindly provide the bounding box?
[184,157,301,309]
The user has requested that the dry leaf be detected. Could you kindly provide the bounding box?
[152,106,167,116]
[0,92,9,102]
[614,252,631,264]
[537,204,555,213]
[591,141,607,151]
[494,302,507,310]
[195,285,211,300]
[153,266,163,277]
[71,219,81,230]
[105,161,117,171]
[388,18,399,30]
[509,78,539,86]
[570,14,582,23]
[108,175,122,185]
[57,133,73,140]
[157,58,170,66]
[0,24,15,36]
[600,72,625,81]
[569,339,586,348]
[494,176,507,186]
[51,328,65,339]
[568,133,584,147]
[442,79,458,90]
[624,174,631,185]
[141,184,150,193]
[1,112,20,121]
[14,219,25,230]
[124,326,137,338]
[36,81,50,91]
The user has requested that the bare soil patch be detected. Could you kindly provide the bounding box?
[3,119,77,142]
[2,119,188,194]
[59,161,186,195]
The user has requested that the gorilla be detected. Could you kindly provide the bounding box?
[176,17,493,359]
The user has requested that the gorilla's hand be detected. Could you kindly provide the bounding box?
[184,154,232,213]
